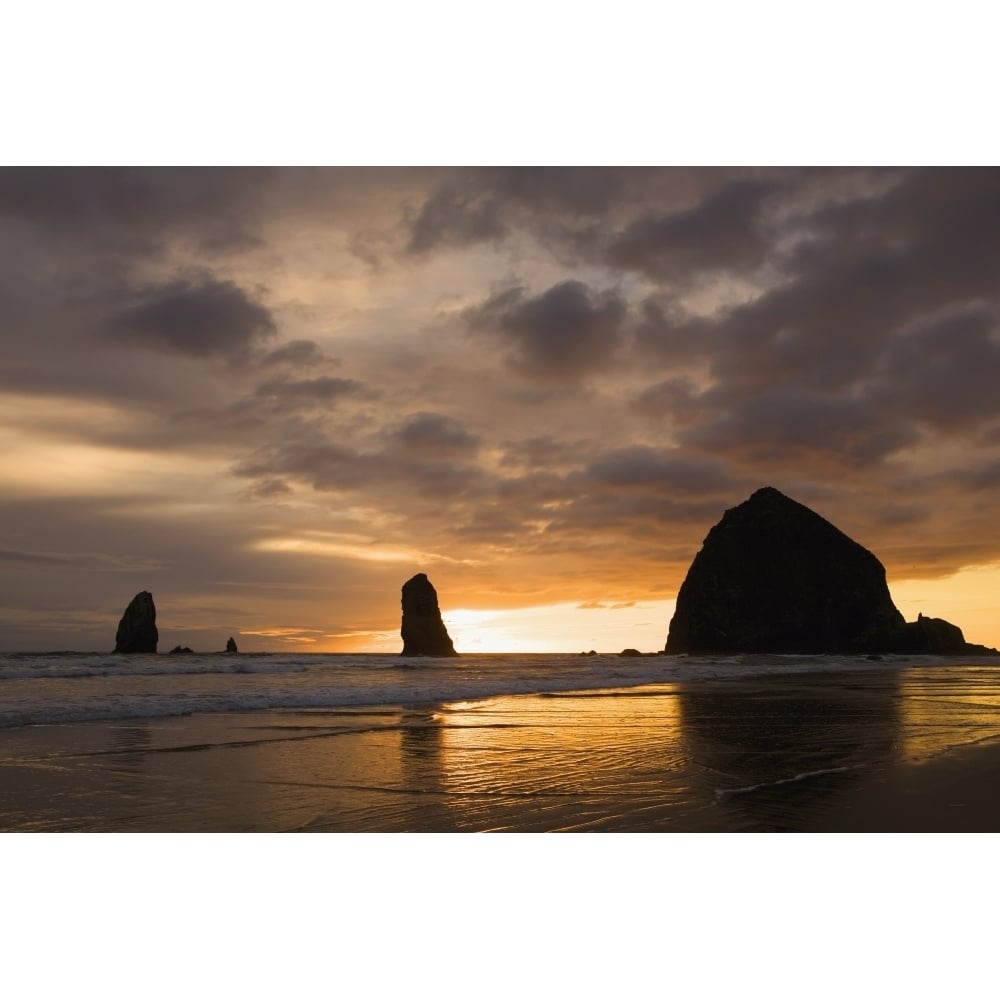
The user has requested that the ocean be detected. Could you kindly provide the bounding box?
[3,651,1000,831]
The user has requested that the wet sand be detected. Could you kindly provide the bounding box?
[4,666,1000,832]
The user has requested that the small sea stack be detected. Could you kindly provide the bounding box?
[114,590,159,654]
[225,636,238,653]
[400,573,458,656]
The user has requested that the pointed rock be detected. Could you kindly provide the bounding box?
[400,573,458,656]
[225,636,238,653]
[114,591,159,654]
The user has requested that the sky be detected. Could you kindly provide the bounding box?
[1,166,999,652]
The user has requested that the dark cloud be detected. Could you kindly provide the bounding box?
[632,377,705,425]
[255,375,367,404]
[606,176,780,279]
[636,169,1000,400]
[404,168,628,256]
[582,447,737,493]
[401,167,750,259]
[0,548,163,571]
[244,479,295,500]
[872,305,1000,433]
[258,340,331,368]
[0,166,271,253]
[499,436,589,470]
[387,412,479,456]
[106,275,276,359]
[407,186,506,254]
[234,427,484,503]
[467,280,627,382]
[678,387,920,469]
[475,167,627,215]
[627,169,1000,490]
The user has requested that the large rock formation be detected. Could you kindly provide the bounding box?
[114,591,159,654]
[400,573,458,656]
[665,487,995,656]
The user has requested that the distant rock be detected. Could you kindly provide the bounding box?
[895,614,996,655]
[114,591,158,654]
[169,645,194,655]
[225,636,238,653]
[400,573,458,656]
[664,487,996,656]
[619,648,643,657]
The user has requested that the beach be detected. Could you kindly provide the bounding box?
[4,660,1000,832]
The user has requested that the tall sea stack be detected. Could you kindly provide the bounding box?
[114,591,159,654]
[664,487,992,655]
[400,573,458,656]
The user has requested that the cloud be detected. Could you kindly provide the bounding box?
[386,412,479,456]
[467,280,627,382]
[605,176,780,280]
[0,166,271,253]
[407,185,506,254]
[0,547,164,571]
[258,339,331,368]
[255,375,367,404]
[404,168,628,256]
[583,446,737,493]
[105,275,276,359]
[677,387,921,469]
[872,304,1000,434]
[499,436,590,470]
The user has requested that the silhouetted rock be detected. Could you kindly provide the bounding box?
[619,648,643,657]
[664,487,994,655]
[169,645,194,655]
[400,573,458,656]
[893,614,997,655]
[114,591,158,654]
[225,636,238,653]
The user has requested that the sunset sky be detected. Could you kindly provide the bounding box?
[1,166,998,652]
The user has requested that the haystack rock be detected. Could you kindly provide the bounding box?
[114,590,159,654]
[665,487,994,656]
[225,636,238,653]
[400,573,458,656]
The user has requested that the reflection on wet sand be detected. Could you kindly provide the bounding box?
[896,667,1000,759]
[430,688,690,831]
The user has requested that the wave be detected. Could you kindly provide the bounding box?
[0,651,996,730]
[714,765,858,800]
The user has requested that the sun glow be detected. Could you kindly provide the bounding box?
[251,534,472,566]
[438,600,675,655]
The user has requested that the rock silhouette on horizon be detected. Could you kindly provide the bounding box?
[400,573,458,656]
[114,591,158,654]
[665,487,996,656]
[225,636,238,653]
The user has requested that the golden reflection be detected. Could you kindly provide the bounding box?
[426,686,687,831]
[896,666,1000,760]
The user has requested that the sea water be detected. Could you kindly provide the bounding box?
[6,651,1000,831]
[0,649,967,730]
